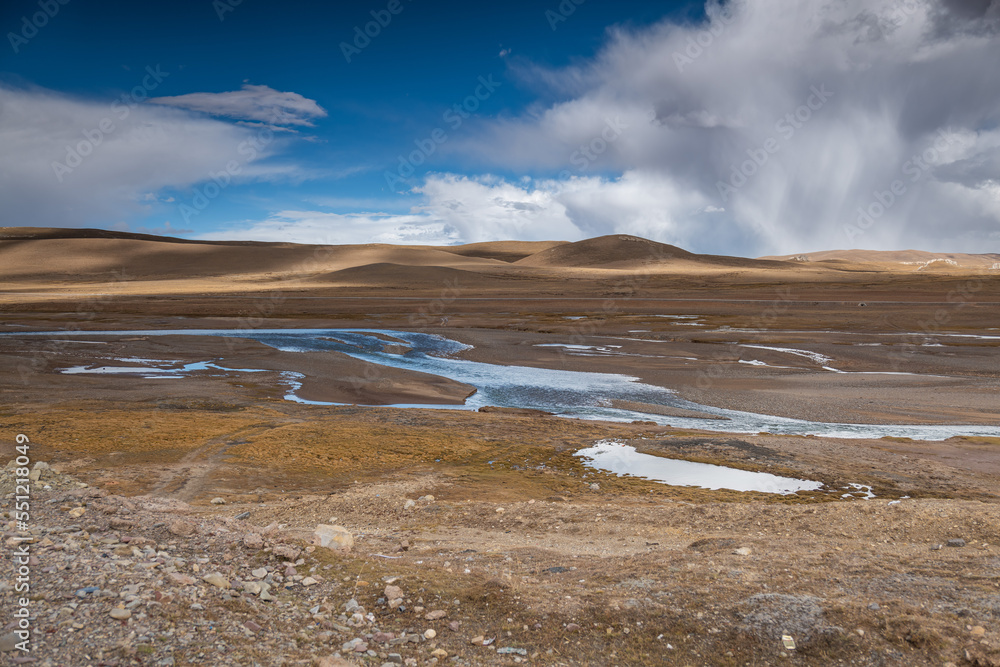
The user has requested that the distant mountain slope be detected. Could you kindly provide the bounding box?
[516,234,792,270]
[433,240,567,263]
[763,249,1000,270]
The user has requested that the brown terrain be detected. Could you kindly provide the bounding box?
[1,227,999,667]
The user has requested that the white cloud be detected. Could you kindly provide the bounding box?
[200,172,722,247]
[149,84,327,127]
[0,84,312,229]
[449,0,1000,254]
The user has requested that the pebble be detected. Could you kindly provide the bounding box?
[110,608,131,620]
[424,629,437,639]
[0,632,19,652]
[947,538,966,548]
[210,497,226,505]
[251,567,268,579]
[202,573,230,589]
[312,524,354,551]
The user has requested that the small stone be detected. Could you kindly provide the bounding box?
[419,495,435,502]
[210,497,226,505]
[470,635,485,645]
[316,657,355,667]
[301,577,319,587]
[589,483,600,491]
[168,520,196,537]
[242,533,264,549]
[425,610,447,620]
[387,654,403,664]
[430,648,448,658]
[251,567,268,579]
[971,626,986,637]
[868,603,881,611]
[385,584,404,601]
[566,623,581,632]
[244,620,263,633]
[423,629,437,639]
[68,507,86,518]
[110,608,131,620]
[272,545,300,560]
[312,525,354,551]
[168,573,196,586]
[733,547,752,556]
[398,539,410,552]
[448,621,460,632]
[404,499,416,510]
[1,632,20,652]
[947,538,966,548]
[203,573,230,589]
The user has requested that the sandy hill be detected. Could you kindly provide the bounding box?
[764,249,1000,271]
[433,240,567,263]
[0,228,503,280]
[516,234,792,271]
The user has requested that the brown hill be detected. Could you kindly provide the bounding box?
[434,240,567,263]
[516,234,792,271]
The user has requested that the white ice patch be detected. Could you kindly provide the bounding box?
[575,440,823,495]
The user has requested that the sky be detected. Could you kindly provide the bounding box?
[1,0,998,256]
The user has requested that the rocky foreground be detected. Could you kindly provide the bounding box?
[3,461,1000,667]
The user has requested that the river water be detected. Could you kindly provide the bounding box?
[11,328,1000,441]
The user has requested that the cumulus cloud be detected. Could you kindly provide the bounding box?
[448,0,1000,254]
[0,83,308,229]
[149,84,327,128]
[197,172,733,248]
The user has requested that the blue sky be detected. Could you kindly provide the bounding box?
[2,0,998,255]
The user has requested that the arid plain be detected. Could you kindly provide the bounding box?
[2,227,999,667]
